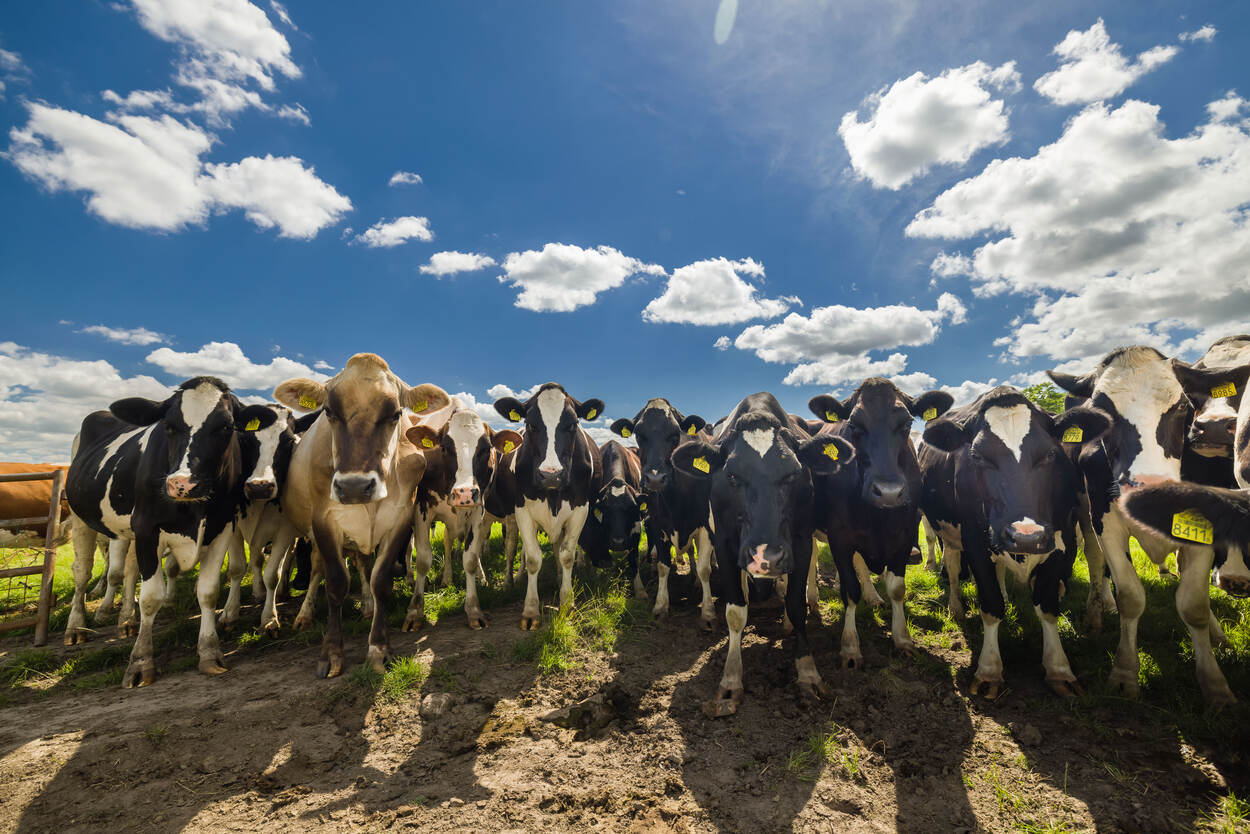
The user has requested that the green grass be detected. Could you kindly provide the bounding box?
[339,654,428,704]
[784,720,865,782]
[511,580,644,675]
[1199,791,1249,834]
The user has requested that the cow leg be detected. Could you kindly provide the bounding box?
[853,552,884,606]
[704,570,749,717]
[439,522,455,588]
[367,528,411,673]
[788,549,830,705]
[95,535,126,623]
[1032,552,1080,696]
[1099,519,1145,698]
[293,547,322,631]
[221,529,247,632]
[516,507,544,630]
[629,540,646,600]
[943,543,966,619]
[557,505,589,608]
[653,540,672,619]
[696,528,717,631]
[779,575,793,635]
[806,546,821,618]
[251,541,266,603]
[261,526,296,635]
[967,550,1006,699]
[351,550,375,620]
[885,566,915,655]
[405,513,434,631]
[463,519,489,629]
[1080,508,1113,631]
[921,516,941,574]
[504,516,518,587]
[87,538,108,599]
[191,531,231,676]
[65,517,98,644]
[124,534,166,688]
[835,550,864,670]
[315,531,348,679]
[117,542,139,637]
[1176,545,1235,707]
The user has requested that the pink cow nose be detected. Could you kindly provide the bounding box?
[450,487,479,507]
[1010,521,1043,536]
[245,480,277,500]
[166,475,195,499]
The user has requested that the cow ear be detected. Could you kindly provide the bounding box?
[910,390,954,421]
[235,405,279,433]
[922,418,969,453]
[576,398,605,421]
[110,396,169,426]
[405,425,442,451]
[1052,406,1112,444]
[610,417,635,439]
[798,435,854,475]
[495,397,525,422]
[492,429,522,456]
[679,415,706,436]
[808,394,847,423]
[671,439,724,479]
[402,383,450,415]
[1120,481,1250,550]
[1046,369,1094,398]
[274,378,327,413]
[1172,359,1250,402]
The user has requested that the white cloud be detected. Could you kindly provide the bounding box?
[1034,19,1178,106]
[102,88,180,112]
[80,324,168,346]
[269,1,296,29]
[145,341,328,390]
[275,103,309,125]
[1179,25,1216,43]
[713,336,732,351]
[929,251,973,278]
[419,250,497,276]
[486,383,541,402]
[907,97,1250,363]
[388,170,423,187]
[0,342,171,462]
[731,294,965,387]
[1207,92,1246,123]
[312,360,334,371]
[498,243,665,312]
[353,216,434,248]
[6,103,350,237]
[839,61,1020,190]
[0,47,30,99]
[642,257,797,325]
[942,378,999,407]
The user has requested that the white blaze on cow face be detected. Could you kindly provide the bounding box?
[1097,352,1185,481]
[536,387,567,475]
[246,406,288,491]
[447,410,487,505]
[167,383,227,498]
[983,404,1031,462]
[742,427,775,458]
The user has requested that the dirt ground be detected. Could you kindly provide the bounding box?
[0,573,1247,834]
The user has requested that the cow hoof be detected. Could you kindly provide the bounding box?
[1106,669,1139,699]
[198,656,228,676]
[366,647,389,674]
[634,589,649,602]
[652,607,668,621]
[970,677,1003,700]
[699,616,716,633]
[807,601,822,619]
[402,612,426,632]
[262,619,281,637]
[520,615,541,631]
[123,659,156,689]
[895,643,917,659]
[467,613,488,630]
[119,620,138,639]
[798,680,831,706]
[701,687,743,718]
[1047,678,1084,698]
[220,619,237,635]
[293,614,314,631]
[841,653,863,671]
[64,628,91,646]
[317,655,343,679]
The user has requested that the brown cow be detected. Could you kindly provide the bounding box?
[0,462,70,547]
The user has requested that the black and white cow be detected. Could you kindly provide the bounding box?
[579,439,645,579]
[1048,346,1242,705]
[406,404,522,629]
[919,387,1112,698]
[610,399,716,625]
[492,383,604,629]
[65,377,278,686]
[1180,335,1249,474]
[670,392,853,716]
[807,379,953,669]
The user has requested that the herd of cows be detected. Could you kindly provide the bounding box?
[7,336,1249,717]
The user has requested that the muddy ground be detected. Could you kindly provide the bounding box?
[0,565,1247,834]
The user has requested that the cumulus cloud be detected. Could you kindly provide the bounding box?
[713,336,732,351]
[942,378,1000,407]
[80,324,168,346]
[839,61,1020,189]
[388,170,423,186]
[419,251,497,276]
[486,383,542,402]
[1207,92,1246,123]
[145,341,329,390]
[353,216,434,248]
[930,252,973,278]
[498,243,665,313]
[1034,19,1177,106]
[201,155,352,238]
[1179,25,1216,43]
[907,97,1250,364]
[642,257,798,325]
[312,360,334,371]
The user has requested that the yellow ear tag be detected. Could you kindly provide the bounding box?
[586,408,597,420]
[692,456,710,474]
[503,440,515,453]
[922,407,938,421]
[421,437,435,449]
[639,501,647,512]
[509,410,521,421]
[824,411,839,423]
[670,544,677,558]
[1171,509,1214,545]
[687,424,697,436]
[244,418,260,432]
[1211,382,1237,399]
[594,509,603,522]
[823,443,838,461]
[1061,427,1083,443]
[620,427,632,438]
[412,399,428,413]
[298,394,318,410]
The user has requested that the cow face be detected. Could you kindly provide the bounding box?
[673,413,852,578]
[1049,347,1194,486]
[274,353,450,504]
[594,479,644,557]
[1172,357,1250,459]
[111,377,277,502]
[494,383,603,492]
[610,398,705,492]
[810,380,952,509]
[237,404,298,502]
[407,412,521,507]
[924,392,1111,575]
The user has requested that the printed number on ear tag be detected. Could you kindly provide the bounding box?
[586,408,597,420]
[1061,427,1083,443]
[412,399,428,413]
[298,394,318,410]
[620,428,632,438]
[1171,509,1214,545]
[687,424,697,436]
[503,440,515,453]
[244,418,260,432]
[825,411,839,423]
[509,410,521,421]
[822,443,838,461]
[1211,382,1237,399]
[692,456,710,474]
[421,438,435,449]
[922,407,938,421]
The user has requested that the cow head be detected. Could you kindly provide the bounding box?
[809,379,952,509]
[1172,352,1250,459]
[610,398,705,492]
[672,411,853,578]
[593,478,645,560]
[406,409,522,507]
[236,403,298,502]
[494,383,603,492]
[274,353,450,504]
[111,377,277,502]
[923,388,1111,576]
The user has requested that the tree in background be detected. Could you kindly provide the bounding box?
[1023,382,1065,414]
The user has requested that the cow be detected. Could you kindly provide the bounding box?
[405,404,522,630]
[274,353,450,676]
[0,462,72,548]
[1048,345,1241,705]
[1180,335,1249,474]
[669,392,853,716]
[609,399,716,626]
[918,386,1112,697]
[807,379,953,670]
[492,383,604,630]
[579,440,645,581]
[64,377,278,686]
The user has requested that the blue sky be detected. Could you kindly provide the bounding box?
[1,1,1248,461]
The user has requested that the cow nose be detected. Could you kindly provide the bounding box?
[644,469,668,491]
[1217,575,1250,598]
[245,480,277,501]
[1003,520,1053,554]
[333,474,377,504]
[451,486,479,507]
[744,544,785,578]
[536,466,561,490]
[868,480,906,508]
[166,475,195,499]
[1190,418,1235,447]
